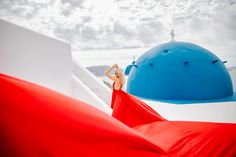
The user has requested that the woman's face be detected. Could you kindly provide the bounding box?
[115,70,120,78]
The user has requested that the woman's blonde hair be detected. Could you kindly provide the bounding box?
[115,68,125,85]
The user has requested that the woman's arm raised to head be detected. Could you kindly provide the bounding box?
[105,64,119,82]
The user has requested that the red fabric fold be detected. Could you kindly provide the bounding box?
[0,73,168,157]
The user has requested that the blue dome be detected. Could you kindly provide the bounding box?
[126,42,233,101]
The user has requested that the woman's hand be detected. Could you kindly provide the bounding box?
[105,64,119,82]
[112,64,118,68]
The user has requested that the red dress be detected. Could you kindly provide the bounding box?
[111,82,165,127]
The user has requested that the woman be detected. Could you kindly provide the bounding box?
[105,64,165,127]
[105,64,125,109]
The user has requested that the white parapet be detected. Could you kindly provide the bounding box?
[144,100,236,123]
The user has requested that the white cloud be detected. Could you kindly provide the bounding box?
[0,0,236,55]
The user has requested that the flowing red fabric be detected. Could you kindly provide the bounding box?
[134,121,236,157]
[1,73,236,157]
[111,83,165,127]
[0,73,168,157]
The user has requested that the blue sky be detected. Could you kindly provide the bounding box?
[0,0,236,56]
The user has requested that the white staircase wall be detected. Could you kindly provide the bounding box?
[73,59,112,106]
[71,75,112,114]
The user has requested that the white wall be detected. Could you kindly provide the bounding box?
[73,59,112,106]
[0,19,72,95]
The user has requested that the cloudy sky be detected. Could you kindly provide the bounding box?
[0,0,236,55]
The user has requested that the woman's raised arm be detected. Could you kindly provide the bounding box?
[105,64,119,82]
